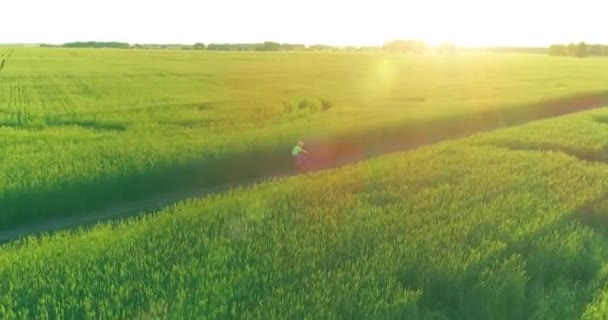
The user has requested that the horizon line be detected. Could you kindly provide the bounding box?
[0,41,562,49]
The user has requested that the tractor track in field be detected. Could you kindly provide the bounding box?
[2,91,608,244]
[0,48,12,73]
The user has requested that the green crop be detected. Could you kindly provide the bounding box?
[4,108,608,318]
[2,48,608,228]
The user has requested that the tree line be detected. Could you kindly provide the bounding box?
[41,40,595,57]
[41,42,130,49]
[36,40,452,54]
[201,42,366,51]
[39,40,430,52]
[39,41,370,51]
[549,42,608,57]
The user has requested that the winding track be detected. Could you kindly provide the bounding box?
[2,91,608,244]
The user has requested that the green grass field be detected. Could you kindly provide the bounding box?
[2,48,608,229]
[4,108,608,319]
[5,48,608,318]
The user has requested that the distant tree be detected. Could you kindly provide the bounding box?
[547,42,608,57]
[588,44,602,56]
[567,43,577,56]
[193,42,205,50]
[281,43,306,51]
[206,43,225,51]
[207,43,250,51]
[262,41,281,51]
[549,44,567,56]
[576,42,587,57]
[308,44,337,51]
[62,41,130,49]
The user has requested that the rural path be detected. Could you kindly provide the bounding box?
[2,91,608,245]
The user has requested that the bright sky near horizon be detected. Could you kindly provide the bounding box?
[2,0,606,46]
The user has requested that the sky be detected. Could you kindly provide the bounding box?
[2,0,607,47]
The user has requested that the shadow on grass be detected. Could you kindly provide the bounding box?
[50,119,127,131]
[575,198,608,235]
[592,115,608,125]
[481,142,608,164]
[0,143,295,228]
[0,118,127,132]
[53,101,224,118]
[2,90,608,238]
[400,210,606,319]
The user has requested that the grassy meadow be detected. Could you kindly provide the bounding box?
[1,48,608,228]
[4,108,608,318]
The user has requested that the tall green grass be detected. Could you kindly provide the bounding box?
[4,109,608,318]
[3,48,608,228]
